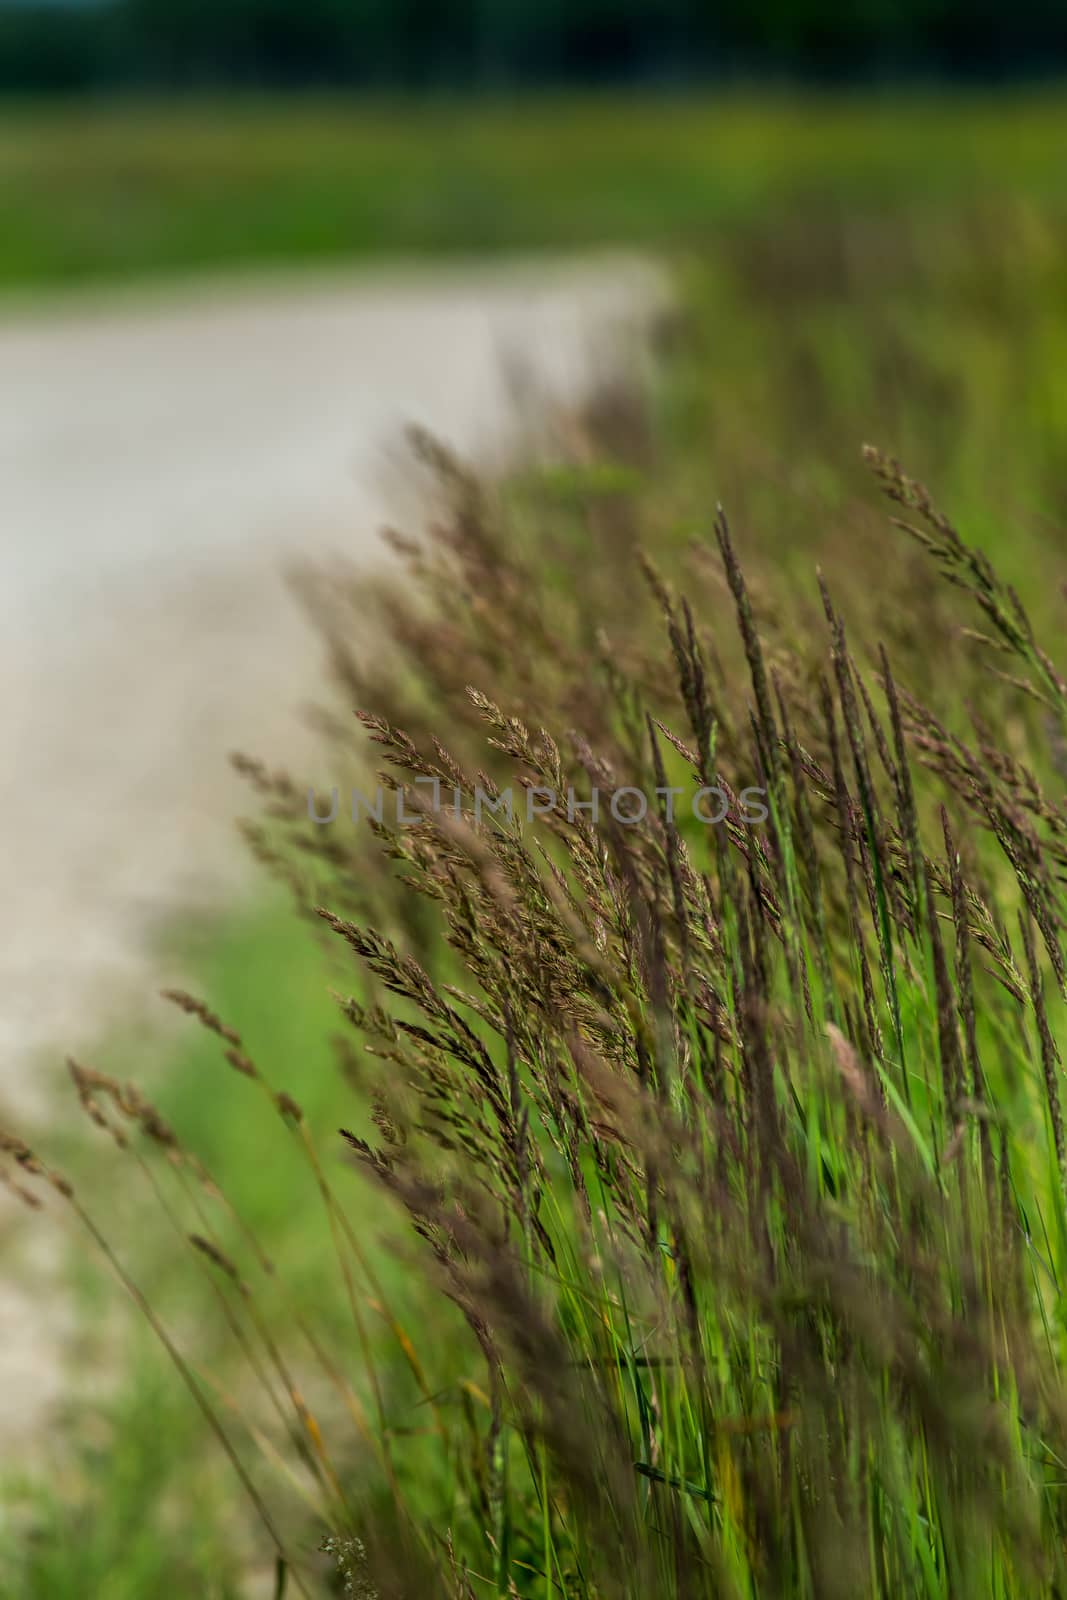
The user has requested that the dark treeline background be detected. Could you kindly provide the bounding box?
[2,0,1066,93]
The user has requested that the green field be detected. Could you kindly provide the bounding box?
[1,92,1067,289]
[7,91,1067,1598]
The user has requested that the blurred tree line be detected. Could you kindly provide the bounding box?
[1,0,1065,93]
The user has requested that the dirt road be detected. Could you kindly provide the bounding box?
[0,258,662,1438]
[0,258,661,1093]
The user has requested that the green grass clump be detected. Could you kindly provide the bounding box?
[11,365,1067,1594]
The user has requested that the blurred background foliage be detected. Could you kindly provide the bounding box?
[1,0,1066,94]
[2,94,1065,291]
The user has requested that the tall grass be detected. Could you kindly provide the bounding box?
[9,366,1067,1594]
[6,204,1067,1594]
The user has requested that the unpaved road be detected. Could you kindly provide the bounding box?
[0,259,662,1441]
[0,258,662,1091]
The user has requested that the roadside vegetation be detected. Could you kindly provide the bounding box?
[4,101,1067,1597]
[0,93,1065,290]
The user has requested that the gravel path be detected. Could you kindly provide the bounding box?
[0,258,661,1091]
[0,259,662,1441]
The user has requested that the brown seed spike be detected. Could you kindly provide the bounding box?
[924,862,964,1121]
[276,1092,304,1125]
[160,988,242,1048]
[225,1049,259,1081]
[189,1233,247,1293]
[0,1165,43,1210]
[714,505,781,798]
[1021,910,1067,1203]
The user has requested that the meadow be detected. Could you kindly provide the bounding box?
[4,91,1067,1598]
[0,92,1066,288]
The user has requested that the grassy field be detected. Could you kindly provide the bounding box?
[6,91,1067,1598]
[1,92,1066,289]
